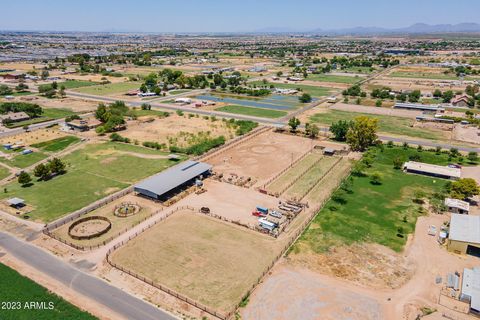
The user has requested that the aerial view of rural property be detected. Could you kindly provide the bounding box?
[2,1,480,319]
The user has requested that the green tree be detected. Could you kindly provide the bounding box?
[468,151,478,163]
[370,172,383,185]
[346,116,379,151]
[288,117,301,132]
[18,172,31,186]
[330,120,352,141]
[306,123,319,138]
[48,158,66,175]
[450,178,480,199]
[393,157,403,169]
[375,99,382,107]
[299,93,312,103]
[33,163,50,181]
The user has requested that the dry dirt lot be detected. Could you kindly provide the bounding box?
[51,194,162,248]
[0,127,68,145]
[110,211,283,313]
[453,125,480,144]
[122,113,237,146]
[331,103,422,119]
[176,179,279,226]
[207,131,314,187]
[17,95,98,113]
[242,262,384,320]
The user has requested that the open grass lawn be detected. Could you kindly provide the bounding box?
[60,80,98,89]
[292,146,451,253]
[0,151,48,169]
[31,136,80,152]
[307,74,363,84]
[73,82,141,95]
[0,165,10,180]
[0,91,34,97]
[111,213,280,313]
[168,89,191,95]
[250,81,332,97]
[310,110,445,141]
[388,71,471,80]
[0,142,180,222]
[216,105,287,118]
[5,108,76,129]
[338,66,375,74]
[0,262,97,320]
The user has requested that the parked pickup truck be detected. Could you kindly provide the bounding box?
[252,211,267,217]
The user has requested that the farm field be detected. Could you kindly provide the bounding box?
[72,81,141,95]
[52,194,160,248]
[207,130,313,186]
[110,212,281,313]
[0,142,179,222]
[285,156,340,200]
[291,146,452,254]
[338,66,375,74]
[31,135,80,152]
[310,109,446,140]
[0,262,97,320]
[195,93,302,111]
[387,71,465,80]
[250,81,332,97]
[266,152,323,195]
[307,74,364,84]
[59,79,98,89]
[216,105,287,118]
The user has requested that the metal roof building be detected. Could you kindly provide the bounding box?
[134,160,212,200]
[403,161,461,180]
[461,267,480,314]
[394,102,444,112]
[445,198,470,214]
[448,214,480,256]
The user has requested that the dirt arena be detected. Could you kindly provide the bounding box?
[175,179,279,226]
[16,95,98,113]
[110,211,283,313]
[0,127,69,145]
[207,131,314,186]
[52,194,161,248]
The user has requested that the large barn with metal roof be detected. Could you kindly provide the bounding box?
[134,160,212,201]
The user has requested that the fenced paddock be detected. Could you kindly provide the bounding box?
[206,130,314,187]
[109,211,283,316]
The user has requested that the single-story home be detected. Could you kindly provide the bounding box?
[66,118,102,132]
[0,112,30,123]
[452,94,470,107]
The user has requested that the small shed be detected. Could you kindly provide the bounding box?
[7,197,25,208]
[445,198,470,214]
[323,148,336,156]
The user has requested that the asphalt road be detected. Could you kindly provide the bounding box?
[0,232,177,320]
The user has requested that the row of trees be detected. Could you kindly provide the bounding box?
[18,158,66,186]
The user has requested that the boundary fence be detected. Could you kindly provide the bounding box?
[298,157,343,201]
[105,166,350,320]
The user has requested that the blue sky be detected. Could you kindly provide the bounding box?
[2,0,480,32]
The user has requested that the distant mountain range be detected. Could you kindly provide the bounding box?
[253,23,480,35]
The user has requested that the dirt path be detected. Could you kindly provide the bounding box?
[243,212,480,320]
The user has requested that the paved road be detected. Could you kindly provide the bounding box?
[66,90,480,153]
[0,232,177,320]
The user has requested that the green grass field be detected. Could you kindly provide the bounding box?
[0,91,34,97]
[338,66,375,74]
[0,142,181,222]
[310,110,445,141]
[292,146,451,253]
[307,74,363,84]
[215,105,287,118]
[0,151,48,169]
[0,165,10,180]
[0,262,97,320]
[59,80,98,89]
[250,81,332,97]
[73,82,141,95]
[31,136,80,152]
